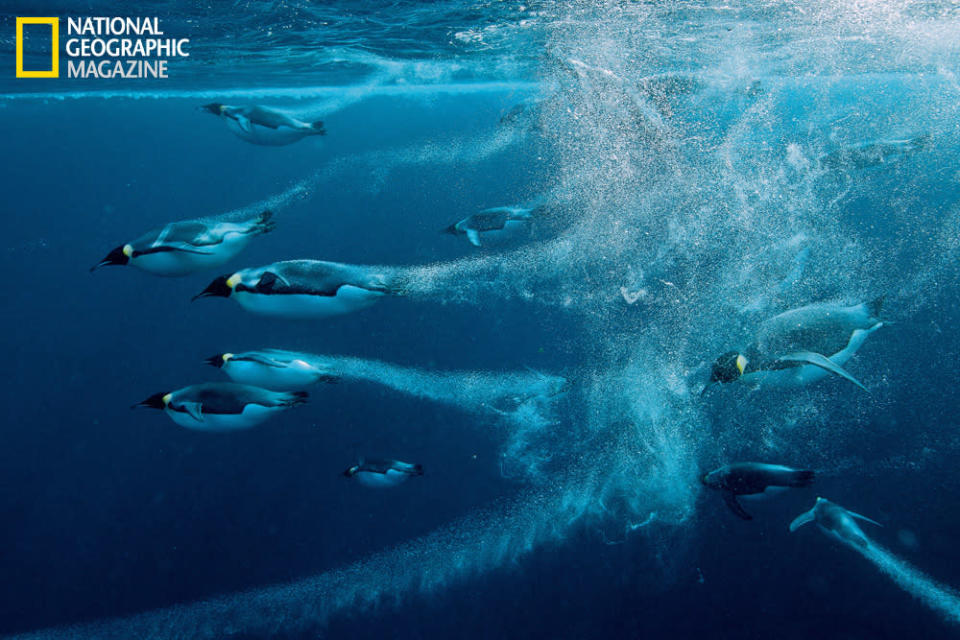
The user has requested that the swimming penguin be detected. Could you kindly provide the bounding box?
[193,259,401,318]
[820,134,932,170]
[705,296,886,394]
[91,210,275,277]
[342,459,424,488]
[702,462,815,520]
[790,497,882,549]
[134,382,307,431]
[208,349,340,391]
[200,103,326,146]
[443,206,535,247]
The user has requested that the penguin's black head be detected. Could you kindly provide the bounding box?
[200,102,225,115]
[342,465,360,478]
[700,469,722,489]
[709,351,747,384]
[205,354,229,368]
[193,275,233,301]
[441,223,459,235]
[91,245,131,272]
[134,392,169,410]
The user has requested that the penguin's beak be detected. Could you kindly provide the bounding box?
[193,275,232,301]
[699,382,715,397]
[133,392,168,410]
[90,246,129,272]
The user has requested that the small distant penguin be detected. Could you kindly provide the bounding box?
[343,459,424,488]
[135,382,307,431]
[820,134,932,170]
[92,210,275,277]
[702,462,815,520]
[208,349,340,391]
[443,206,535,247]
[193,259,401,318]
[201,103,326,146]
[704,296,886,394]
[790,497,882,549]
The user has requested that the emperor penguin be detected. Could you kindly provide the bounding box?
[443,206,535,247]
[201,103,326,146]
[343,459,424,488]
[193,259,402,318]
[704,296,886,394]
[92,210,274,277]
[820,134,932,170]
[702,462,815,520]
[208,349,340,391]
[135,382,307,431]
[790,497,882,549]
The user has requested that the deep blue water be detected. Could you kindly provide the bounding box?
[3,2,960,639]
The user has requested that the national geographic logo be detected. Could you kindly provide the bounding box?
[15,17,190,79]
[15,17,58,78]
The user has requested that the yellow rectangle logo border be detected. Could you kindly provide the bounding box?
[16,17,59,78]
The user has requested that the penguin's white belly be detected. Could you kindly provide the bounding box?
[233,286,384,318]
[132,234,251,276]
[225,120,311,146]
[355,469,410,488]
[744,324,881,389]
[165,404,273,431]
[474,220,528,247]
[744,364,831,389]
[822,521,869,548]
[224,360,324,391]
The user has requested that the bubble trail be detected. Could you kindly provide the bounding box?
[325,355,568,417]
[856,542,960,625]
[4,477,608,640]
[327,355,568,479]
[216,123,533,223]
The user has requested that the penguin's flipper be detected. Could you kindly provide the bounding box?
[775,351,868,392]
[849,510,883,528]
[165,243,217,255]
[722,492,753,520]
[181,402,204,423]
[789,507,816,532]
[242,354,287,368]
[234,113,254,133]
[466,229,482,247]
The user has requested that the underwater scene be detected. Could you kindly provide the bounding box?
[2,1,960,638]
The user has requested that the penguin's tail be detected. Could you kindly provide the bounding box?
[310,120,326,135]
[866,294,885,321]
[375,272,411,297]
[787,469,816,488]
[279,390,309,407]
[908,132,933,151]
[509,207,535,221]
[251,210,276,235]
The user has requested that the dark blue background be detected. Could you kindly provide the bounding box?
[1,93,959,639]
